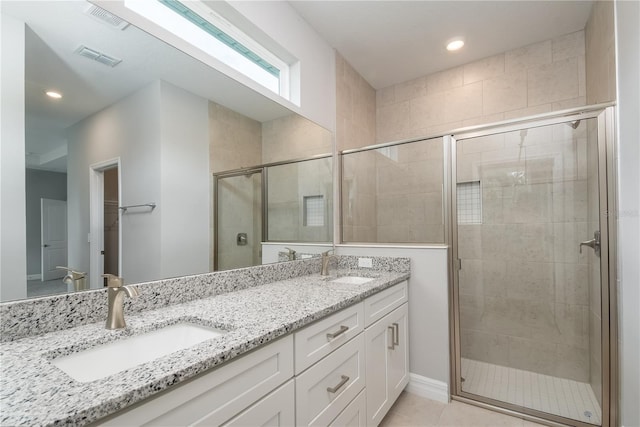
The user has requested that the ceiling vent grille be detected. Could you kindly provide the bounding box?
[74,45,122,67]
[85,4,129,30]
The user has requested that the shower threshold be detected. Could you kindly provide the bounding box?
[461,358,601,425]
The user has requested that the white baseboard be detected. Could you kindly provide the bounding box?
[405,373,449,403]
[26,274,41,281]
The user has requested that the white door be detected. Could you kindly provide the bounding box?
[41,198,67,281]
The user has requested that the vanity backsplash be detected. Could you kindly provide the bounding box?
[0,255,410,342]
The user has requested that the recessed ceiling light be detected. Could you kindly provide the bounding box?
[46,91,62,99]
[446,39,465,51]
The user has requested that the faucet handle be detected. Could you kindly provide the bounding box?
[321,249,335,257]
[102,274,123,288]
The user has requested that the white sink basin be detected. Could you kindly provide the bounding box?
[52,323,225,382]
[330,276,376,285]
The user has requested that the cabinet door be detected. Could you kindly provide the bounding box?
[387,303,409,402]
[222,380,294,427]
[365,303,409,426]
[364,313,392,426]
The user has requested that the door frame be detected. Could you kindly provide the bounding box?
[447,105,618,427]
[89,158,121,289]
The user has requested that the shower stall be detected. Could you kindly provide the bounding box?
[450,106,616,426]
[213,155,333,271]
[339,104,617,426]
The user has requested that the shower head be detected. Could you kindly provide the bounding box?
[567,120,581,129]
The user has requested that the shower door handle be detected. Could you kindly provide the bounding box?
[579,230,600,257]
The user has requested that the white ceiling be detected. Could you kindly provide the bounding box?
[2,0,295,172]
[289,0,595,89]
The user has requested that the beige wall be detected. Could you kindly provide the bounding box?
[376,31,586,143]
[209,102,262,174]
[262,114,332,164]
[336,52,376,151]
[585,0,616,104]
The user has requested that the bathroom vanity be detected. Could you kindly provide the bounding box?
[0,256,410,426]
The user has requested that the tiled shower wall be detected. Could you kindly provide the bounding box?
[342,139,445,243]
[376,31,587,143]
[457,122,592,382]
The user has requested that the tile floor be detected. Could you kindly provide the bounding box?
[461,358,601,425]
[380,391,547,427]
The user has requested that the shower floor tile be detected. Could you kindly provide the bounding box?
[461,358,602,425]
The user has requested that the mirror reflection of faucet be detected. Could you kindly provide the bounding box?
[56,266,87,291]
[285,247,296,261]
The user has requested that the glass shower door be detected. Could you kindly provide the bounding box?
[214,170,263,271]
[454,117,605,425]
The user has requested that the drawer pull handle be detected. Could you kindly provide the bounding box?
[388,326,395,349]
[326,325,349,340]
[327,375,350,393]
[393,322,400,346]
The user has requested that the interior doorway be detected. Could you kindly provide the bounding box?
[89,159,121,289]
[103,167,119,278]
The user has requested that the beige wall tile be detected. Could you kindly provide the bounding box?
[555,263,589,305]
[556,342,590,381]
[552,31,586,62]
[506,261,555,301]
[460,329,510,365]
[462,113,505,127]
[503,103,553,120]
[463,54,505,85]
[505,39,552,72]
[585,0,616,104]
[426,66,463,93]
[376,85,396,108]
[553,96,587,110]
[482,70,527,115]
[336,51,376,151]
[209,102,261,173]
[458,225,482,259]
[378,100,411,142]
[395,76,427,102]
[528,57,580,106]
[507,336,557,376]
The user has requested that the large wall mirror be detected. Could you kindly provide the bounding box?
[0,1,333,302]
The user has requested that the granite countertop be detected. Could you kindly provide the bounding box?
[0,269,409,426]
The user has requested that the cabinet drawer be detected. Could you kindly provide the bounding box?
[222,380,294,427]
[364,281,408,327]
[296,334,366,427]
[329,389,367,427]
[294,302,364,374]
[99,335,293,426]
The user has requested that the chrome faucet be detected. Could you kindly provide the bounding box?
[321,250,335,276]
[103,274,139,330]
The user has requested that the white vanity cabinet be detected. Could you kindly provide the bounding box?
[362,280,409,426]
[96,280,409,427]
